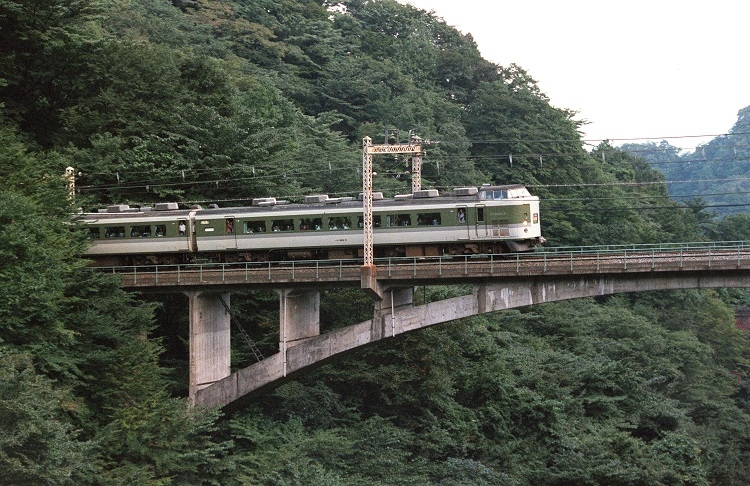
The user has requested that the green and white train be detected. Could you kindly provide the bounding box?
[81,185,544,265]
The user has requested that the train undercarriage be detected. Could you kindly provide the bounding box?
[91,239,542,267]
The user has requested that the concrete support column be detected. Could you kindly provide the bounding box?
[187,291,231,398]
[372,287,414,339]
[278,289,321,378]
[278,289,321,347]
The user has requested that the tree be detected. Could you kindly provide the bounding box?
[0,350,95,485]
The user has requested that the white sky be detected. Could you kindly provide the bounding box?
[400,0,749,149]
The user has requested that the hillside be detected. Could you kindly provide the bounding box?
[1,1,749,484]
[622,105,750,219]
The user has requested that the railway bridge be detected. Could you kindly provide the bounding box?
[109,241,750,410]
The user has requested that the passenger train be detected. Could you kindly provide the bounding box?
[80,185,544,266]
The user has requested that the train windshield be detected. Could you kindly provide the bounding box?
[479,187,531,200]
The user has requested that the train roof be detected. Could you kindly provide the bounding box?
[79,185,536,221]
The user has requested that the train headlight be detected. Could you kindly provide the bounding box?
[523,219,528,226]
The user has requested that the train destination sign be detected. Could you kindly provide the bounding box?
[365,144,422,154]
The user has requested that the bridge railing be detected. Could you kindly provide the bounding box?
[99,241,750,288]
[536,240,750,254]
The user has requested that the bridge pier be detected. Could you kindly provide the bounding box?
[186,291,231,399]
[278,289,321,348]
[278,289,321,375]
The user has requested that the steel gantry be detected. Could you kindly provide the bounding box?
[361,133,423,267]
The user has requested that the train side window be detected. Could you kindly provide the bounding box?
[396,214,411,226]
[300,218,322,230]
[271,219,294,232]
[104,226,125,238]
[417,213,441,226]
[457,208,466,223]
[155,225,166,237]
[131,225,151,237]
[225,218,234,234]
[328,217,351,230]
[245,221,267,233]
[89,228,101,239]
[178,220,187,235]
[476,207,485,222]
[357,216,381,228]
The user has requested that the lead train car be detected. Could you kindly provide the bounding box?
[81,185,544,266]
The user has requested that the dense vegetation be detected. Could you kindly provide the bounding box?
[1,0,749,484]
[621,105,750,220]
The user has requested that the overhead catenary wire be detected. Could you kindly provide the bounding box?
[75,129,750,190]
[76,152,750,194]
[72,127,750,211]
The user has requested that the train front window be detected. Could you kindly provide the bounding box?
[481,190,508,200]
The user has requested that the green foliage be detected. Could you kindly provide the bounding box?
[623,106,750,217]
[228,296,750,484]
[0,350,95,485]
[2,0,750,484]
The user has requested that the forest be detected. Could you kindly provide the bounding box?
[621,107,750,223]
[1,0,749,484]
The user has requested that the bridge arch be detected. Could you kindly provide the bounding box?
[194,270,750,410]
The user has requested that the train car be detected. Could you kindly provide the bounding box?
[79,185,544,265]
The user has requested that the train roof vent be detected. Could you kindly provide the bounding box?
[252,197,277,206]
[357,192,384,201]
[453,187,478,196]
[305,194,328,203]
[107,204,131,213]
[325,196,354,204]
[154,202,179,211]
[394,194,413,200]
[413,189,439,198]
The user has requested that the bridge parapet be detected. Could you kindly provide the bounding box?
[107,243,750,290]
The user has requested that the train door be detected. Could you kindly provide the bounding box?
[457,206,470,239]
[474,204,488,238]
[224,217,238,249]
[183,215,197,253]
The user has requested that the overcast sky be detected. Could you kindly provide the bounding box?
[400,0,749,149]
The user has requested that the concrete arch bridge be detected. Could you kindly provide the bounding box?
[109,241,750,410]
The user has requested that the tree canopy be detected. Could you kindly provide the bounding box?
[0,0,748,484]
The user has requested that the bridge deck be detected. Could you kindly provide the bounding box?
[107,244,750,290]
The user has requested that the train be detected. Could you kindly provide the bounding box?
[79,184,544,266]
